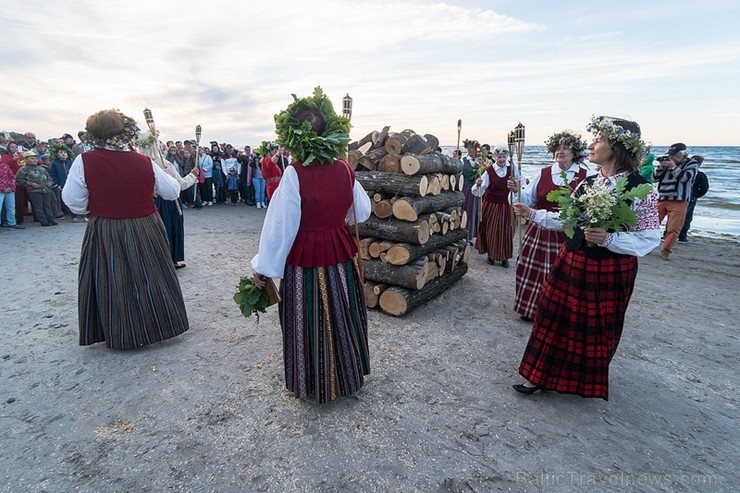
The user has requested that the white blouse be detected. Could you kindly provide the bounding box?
[250,165,372,279]
[61,152,181,215]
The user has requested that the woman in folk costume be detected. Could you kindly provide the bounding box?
[62,109,189,349]
[138,131,199,269]
[251,87,372,404]
[460,139,482,243]
[472,146,521,267]
[511,131,590,321]
[511,117,660,399]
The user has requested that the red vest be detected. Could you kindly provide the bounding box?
[285,160,357,267]
[483,166,510,204]
[82,149,157,218]
[535,166,587,212]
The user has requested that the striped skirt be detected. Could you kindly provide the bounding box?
[514,222,566,319]
[78,214,189,350]
[475,201,514,261]
[280,259,370,404]
[462,186,479,242]
[155,196,185,264]
[518,247,637,400]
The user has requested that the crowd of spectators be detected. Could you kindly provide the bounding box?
[1,130,286,229]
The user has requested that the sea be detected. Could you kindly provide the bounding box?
[441,145,740,239]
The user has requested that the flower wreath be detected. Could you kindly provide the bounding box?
[47,142,74,159]
[586,116,646,158]
[462,139,480,150]
[87,110,141,151]
[544,131,589,161]
[274,87,351,167]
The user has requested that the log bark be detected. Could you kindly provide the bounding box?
[384,133,407,155]
[377,153,401,174]
[423,134,440,152]
[401,134,430,155]
[391,191,464,222]
[357,215,430,245]
[363,258,436,290]
[400,153,464,176]
[355,170,429,197]
[383,228,467,265]
[378,263,469,316]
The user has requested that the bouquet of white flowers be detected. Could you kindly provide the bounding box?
[547,173,653,240]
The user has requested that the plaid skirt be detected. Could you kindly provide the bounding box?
[475,201,514,261]
[78,214,189,349]
[514,222,566,319]
[280,259,369,404]
[518,247,637,400]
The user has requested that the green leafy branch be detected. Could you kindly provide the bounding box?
[233,276,271,322]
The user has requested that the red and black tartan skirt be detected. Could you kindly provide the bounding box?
[514,222,566,319]
[518,246,638,400]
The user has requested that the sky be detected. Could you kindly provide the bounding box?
[2,0,740,148]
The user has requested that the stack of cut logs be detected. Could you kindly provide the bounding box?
[350,127,471,316]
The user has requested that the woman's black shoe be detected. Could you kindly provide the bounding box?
[520,316,534,322]
[487,258,496,265]
[501,259,510,268]
[513,384,544,394]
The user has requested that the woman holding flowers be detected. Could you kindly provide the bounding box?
[510,131,590,321]
[511,117,660,400]
[251,88,371,404]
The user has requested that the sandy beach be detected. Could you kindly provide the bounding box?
[1,205,738,493]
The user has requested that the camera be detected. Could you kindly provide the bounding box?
[656,155,671,162]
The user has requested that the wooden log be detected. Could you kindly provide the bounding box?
[383,228,467,266]
[372,193,384,203]
[357,147,388,171]
[458,239,471,263]
[372,200,394,219]
[378,263,469,316]
[385,133,407,155]
[391,191,464,222]
[449,174,457,191]
[358,142,372,155]
[401,134,429,155]
[357,237,375,260]
[347,150,361,170]
[363,258,436,290]
[441,174,450,191]
[355,170,429,197]
[368,240,394,258]
[400,153,464,176]
[358,131,378,149]
[373,283,389,295]
[357,215,430,245]
[377,153,401,174]
[364,281,379,308]
[423,134,440,153]
[373,126,390,149]
[348,141,359,152]
[427,174,442,196]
